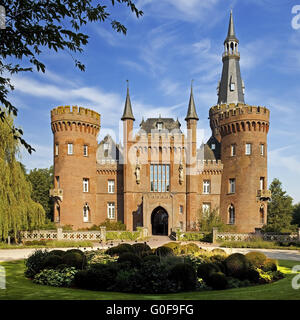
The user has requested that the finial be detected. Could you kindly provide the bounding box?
[126,79,129,88]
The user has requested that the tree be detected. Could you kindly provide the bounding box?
[27,166,54,221]
[0,0,143,153]
[0,110,45,241]
[263,178,296,233]
[292,203,300,227]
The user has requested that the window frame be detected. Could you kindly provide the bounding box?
[229,178,236,194]
[150,164,170,193]
[245,143,252,155]
[203,180,211,194]
[83,203,90,222]
[231,144,236,157]
[260,143,265,156]
[83,178,89,193]
[67,143,73,155]
[108,180,115,193]
[107,202,115,219]
[83,145,88,157]
[55,143,59,156]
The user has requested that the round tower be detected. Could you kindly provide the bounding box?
[50,106,100,229]
[210,103,270,232]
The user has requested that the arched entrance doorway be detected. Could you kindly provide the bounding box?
[151,206,168,235]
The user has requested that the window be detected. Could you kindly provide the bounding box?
[150,164,170,192]
[230,83,235,91]
[55,144,59,156]
[245,143,252,155]
[260,177,265,190]
[104,143,109,151]
[83,145,88,157]
[228,204,235,224]
[179,205,184,214]
[211,144,216,150]
[202,203,211,217]
[108,180,115,193]
[229,178,236,194]
[231,144,236,156]
[83,203,89,222]
[83,178,89,192]
[203,180,211,194]
[107,202,115,219]
[260,144,264,156]
[67,143,73,155]
[157,122,163,130]
[55,176,60,188]
[260,206,264,224]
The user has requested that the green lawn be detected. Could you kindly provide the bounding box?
[0,259,300,300]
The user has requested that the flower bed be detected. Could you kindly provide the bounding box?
[24,243,284,293]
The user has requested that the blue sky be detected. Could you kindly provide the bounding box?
[10,0,300,203]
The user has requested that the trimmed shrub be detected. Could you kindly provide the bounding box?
[180,243,200,255]
[74,264,118,291]
[246,268,260,283]
[24,250,50,278]
[65,249,84,256]
[211,248,226,255]
[197,262,220,281]
[62,252,86,269]
[257,268,273,284]
[142,255,160,263]
[49,250,66,257]
[224,253,250,279]
[112,269,137,292]
[155,246,174,257]
[163,242,181,255]
[262,258,278,272]
[117,253,142,268]
[272,270,284,281]
[207,272,228,290]
[132,243,151,257]
[43,255,63,269]
[106,243,133,256]
[245,251,267,268]
[169,263,197,291]
[33,267,78,287]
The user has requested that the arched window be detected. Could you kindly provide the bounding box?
[228,204,235,225]
[83,203,90,222]
[260,206,264,224]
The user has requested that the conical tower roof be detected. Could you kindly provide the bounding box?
[185,82,199,121]
[225,10,239,43]
[121,82,135,121]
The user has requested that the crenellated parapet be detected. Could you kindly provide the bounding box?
[209,103,270,137]
[197,159,223,174]
[51,106,101,136]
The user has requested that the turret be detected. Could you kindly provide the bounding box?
[50,106,100,229]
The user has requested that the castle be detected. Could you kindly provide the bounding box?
[50,12,271,234]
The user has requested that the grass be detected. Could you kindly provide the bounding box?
[0,240,94,249]
[219,240,300,251]
[0,259,300,300]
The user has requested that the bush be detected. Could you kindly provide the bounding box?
[245,252,267,268]
[100,219,126,231]
[24,250,50,278]
[154,246,174,257]
[117,253,142,268]
[256,268,273,284]
[62,252,86,269]
[65,249,84,256]
[142,255,160,263]
[169,263,197,291]
[87,252,117,265]
[262,258,278,272]
[74,264,118,291]
[43,255,63,269]
[197,262,221,281]
[132,243,151,257]
[180,243,200,255]
[112,269,136,292]
[163,242,181,255]
[224,253,250,279]
[272,270,284,281]
[33,267,77,287]
[49,250,66,257]
[246,268,260,283]
[211,248,226,255]
[106,243,133,256]
[207,272,228,290]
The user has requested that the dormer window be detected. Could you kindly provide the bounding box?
[157,122,163,130]
[211,144,216,150]
[104,143,109,151]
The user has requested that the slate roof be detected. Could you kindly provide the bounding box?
[139,117,182,134]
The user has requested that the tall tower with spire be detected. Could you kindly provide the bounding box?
[209,11,271,232]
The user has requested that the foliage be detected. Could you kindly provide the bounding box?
[62,252,86,269]
[86,251,117,265]
[207,272,228,290]
[245,252,267,268]
[106,243,133,256]
[168,263,197,291]
[262,258,278,272]
[21,240,93,248]
[179,243,200,255]
[49,250,65,257]
[39,219,57,230]
[197,263,221,282]
[106,231,139,241]
[263,178,297,233]
[163,242,182,255]
[224,253,250,279]
[0,0,143,153]
[43,255,63,269]
[197,207,237,232]
[112,269,136,292]
[0,112,45,241]
[117,253,142,268]
[33,267,77,287]
[24,249,50,278]
[179,232,206,241]
[131,243,151,257]
[219,240,300,250]
[65,249,84,256]
[154,246,174,257]
[85,219,126,231]
[292,203,300,227]
[211,248,226,255]
[27,167,53,220]
[142,255,160,263]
